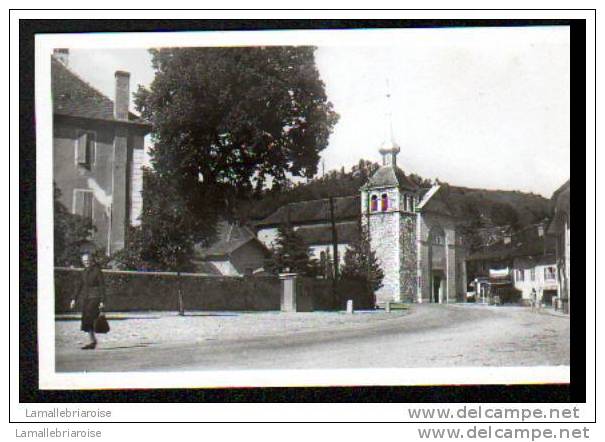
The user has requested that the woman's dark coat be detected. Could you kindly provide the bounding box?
[75,265,106,332]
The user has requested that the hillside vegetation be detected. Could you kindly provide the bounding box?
[236,160,551,238]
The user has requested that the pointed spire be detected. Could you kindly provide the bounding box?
[378,78,401,167]
[386,78,395,146]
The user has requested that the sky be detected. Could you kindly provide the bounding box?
[65,26,570,198]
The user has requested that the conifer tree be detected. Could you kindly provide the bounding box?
[341,226,384,293]
[268,224,318,276]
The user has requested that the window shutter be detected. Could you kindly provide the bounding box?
[86,132,95,166]
[74,190,84,215]
[76,132,88,165]
[82,192,93,221]
[74,190,93,221]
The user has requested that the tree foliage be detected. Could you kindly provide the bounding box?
[113,169,212,272]
[135,46,338,198]
[267,225,318,276]
[131,46,338,269]
[53,183,96,267]
[341,225,384,293]
[236,159,391,222]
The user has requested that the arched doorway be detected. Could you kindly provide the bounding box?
[428,226,446,304]
[432,270,446,303]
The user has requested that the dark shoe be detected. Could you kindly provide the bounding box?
[81,342,97,350]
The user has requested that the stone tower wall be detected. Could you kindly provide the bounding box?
[363,187,404,303]
[399,213,417,303]
[368,210,402,303]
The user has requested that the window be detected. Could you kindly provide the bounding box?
[530,268,536,281]
[73,189,93,222]
[381,193,388,211]
[370,195,378,212]
[76,131,96,169]
[404,194,409,212]
[544,266,556,281]
[516,269,524,282]
[432,233,445,246]
[410,196,415,212]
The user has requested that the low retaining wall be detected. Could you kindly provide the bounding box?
[54,268,375,313]
[54,268,281,313]
[299,277,375,310]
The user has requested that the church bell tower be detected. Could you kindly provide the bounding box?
[361,144,420,305]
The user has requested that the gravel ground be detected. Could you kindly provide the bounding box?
[55,304,569,372]
[55,309,410,350]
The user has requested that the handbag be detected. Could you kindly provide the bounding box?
[94,313,110,334]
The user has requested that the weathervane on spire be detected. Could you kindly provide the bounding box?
[379,78,400,167]
[385,78,396,145]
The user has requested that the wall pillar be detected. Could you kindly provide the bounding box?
[279,273,299,312]
[446,235,456,304]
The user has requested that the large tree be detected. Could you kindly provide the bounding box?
[133,46,338,266]
[135,46,338,202]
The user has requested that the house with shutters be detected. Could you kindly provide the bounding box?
[466,222,559,306]
[51,49,151,255]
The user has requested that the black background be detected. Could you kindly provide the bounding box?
[17,17,588,409]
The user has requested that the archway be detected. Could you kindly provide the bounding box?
[431,270,446,303]
[428,226,446,303]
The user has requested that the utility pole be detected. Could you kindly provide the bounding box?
[329,196,339,281]
[329,197,339,309]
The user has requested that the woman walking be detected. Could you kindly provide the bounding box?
[70,253,105,350]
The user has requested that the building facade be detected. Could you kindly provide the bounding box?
[52,49,151,255]
[255,195,360,273]
[415,187,468,304]
[466,223,559,306]
[548,180,570,312]
[512,256,558,304]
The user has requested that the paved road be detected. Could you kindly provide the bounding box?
[55,304,569,372]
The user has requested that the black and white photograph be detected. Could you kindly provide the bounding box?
[30,22,577,392]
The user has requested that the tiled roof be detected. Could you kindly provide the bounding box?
[255,195,360,227]
[362,165,420,191]
[51,57,148,125]
[295,221,360,246]
[194,223,269,259]
[190,261,222,275]
[417,184,471,218]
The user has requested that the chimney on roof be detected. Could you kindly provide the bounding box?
[537,224,545,238]
[503,233,511,245]
[114,70,131,121]
[379,145,400,167]
[53,48,69,66]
